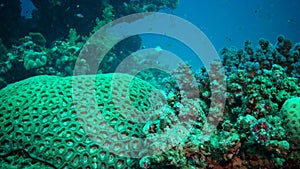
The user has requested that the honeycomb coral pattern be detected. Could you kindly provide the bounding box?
[281,97,300,149]
[0,73,164,168]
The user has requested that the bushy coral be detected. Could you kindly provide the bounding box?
[135,36,299,168]
[23,51,47,70]
[0,0,179,48]
[250,119,271,145]
[218,36,299,168]
[0,0,178,87]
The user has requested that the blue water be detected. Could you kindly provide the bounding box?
[19,0,300,70]
[171,0,300,50]
[20,0,36,19]
[141,0,300,69]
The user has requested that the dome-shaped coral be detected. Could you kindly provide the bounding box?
[281,97,300,149]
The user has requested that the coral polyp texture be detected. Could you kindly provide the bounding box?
[281,97,300,149]
[0,73,166,168]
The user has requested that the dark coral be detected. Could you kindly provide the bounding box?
[0,0,178,47]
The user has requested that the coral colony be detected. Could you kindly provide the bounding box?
[0,0,299,168]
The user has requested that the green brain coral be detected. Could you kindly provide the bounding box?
[0,73,165,168]
[281,97,300,149]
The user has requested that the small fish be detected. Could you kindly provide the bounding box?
[65,7,70,12]
[75,13,84,18]
[225,36,232,41]
[287,19,294,23]
[155,46,162,52]
[254,8,261,14]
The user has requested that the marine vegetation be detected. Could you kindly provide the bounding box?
[0,0,299,169]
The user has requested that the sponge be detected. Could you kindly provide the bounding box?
[281,97,300,149]
[0,73,164,168]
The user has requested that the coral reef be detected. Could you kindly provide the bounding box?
[0,0,178,47]
[0,0,180,85]
[136,36,300,168]
[0,1,299,167]
[0,30,300,168]
[0,73,166,168]
[250,119,271,145]
[0,0,178,82]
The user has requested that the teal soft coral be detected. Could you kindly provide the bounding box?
[0,73,165,168]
